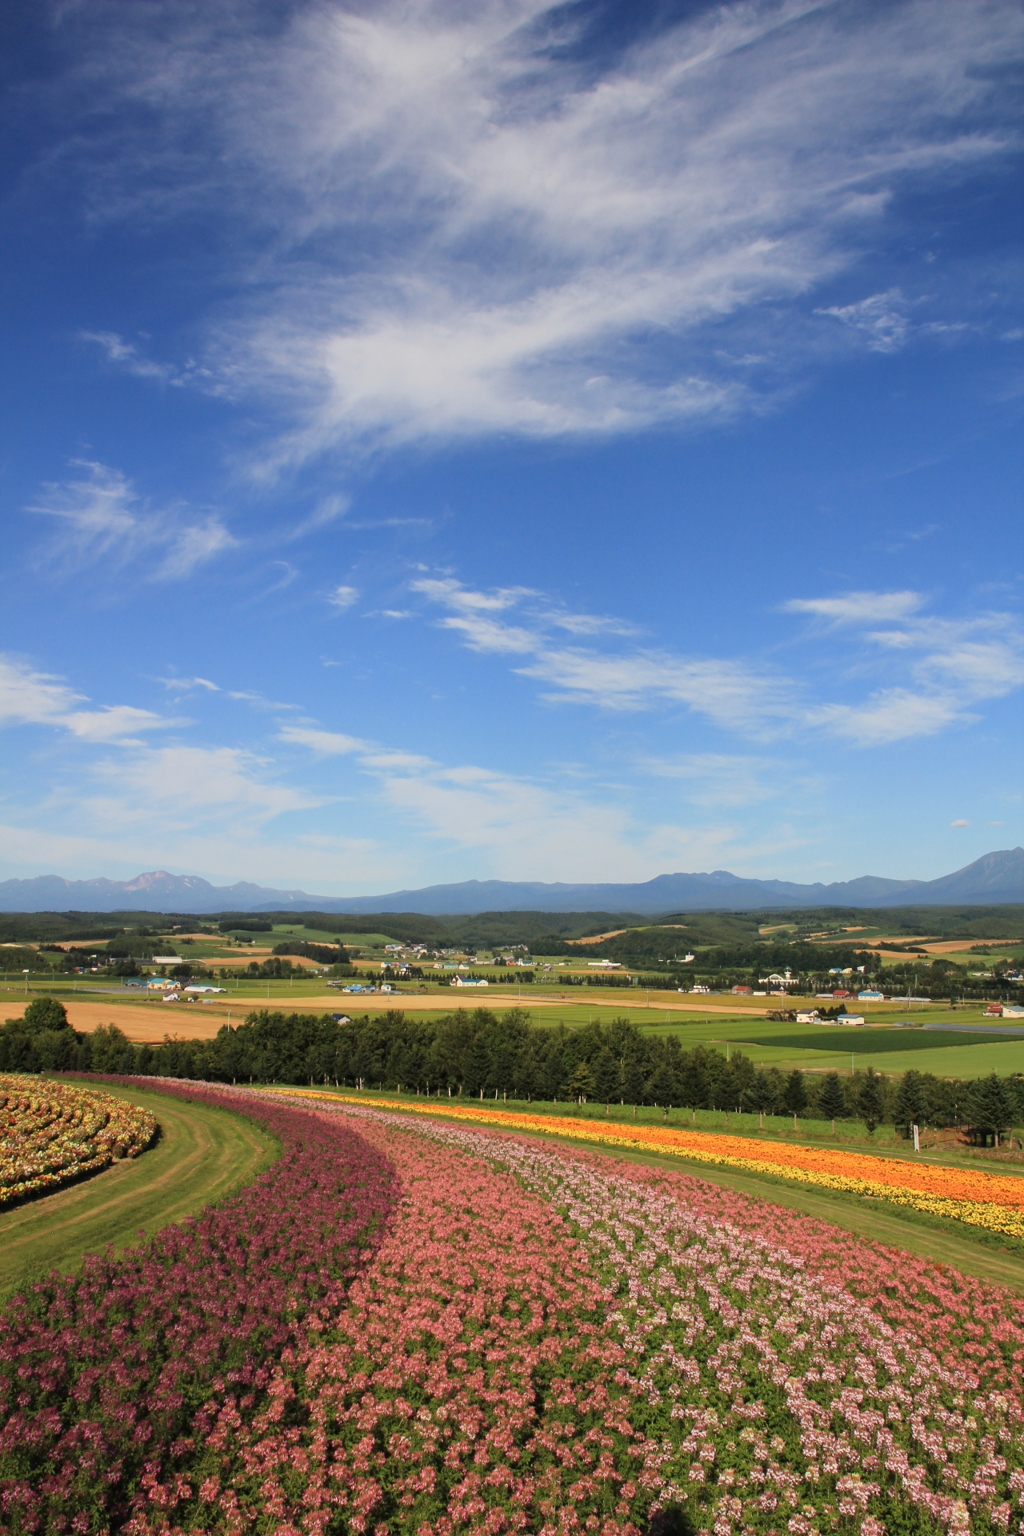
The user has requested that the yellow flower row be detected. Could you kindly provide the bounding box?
[0,1076,156,1206]
[265,1089,1024,1243]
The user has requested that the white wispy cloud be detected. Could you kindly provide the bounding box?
[806,690,964,747]
[642,754,792,809]
[277,725,366,756]
[61,706,181,744]
[156,676,221,693]
[413,576,794,729]
[285,494,351,541]
[60,0,1021,461]
[279,711,744,879]
[28,461,236,579]
[784,591,925,625]
[85,745,318,827]
[0,655,178,744]
[328,584,360,609]
[0,656,81,726]
[815,289,911,352]
[79,330,209,387]
[791,597,1024,745]
[414,577,1024,747]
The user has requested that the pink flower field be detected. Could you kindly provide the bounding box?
[2,1084,1023,1536]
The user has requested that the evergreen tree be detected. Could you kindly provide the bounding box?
[893,1069,927,1134]
[592,1048,619,1107]
[539,1041,566,1100]
[487,1044,516,1095]
[858,1068,885,1134]
[969,1074,1015,1144]
[745,1070,777,1119]
[621,1053,647,1107]
[717,1060,741,1112]
[566,1062,596,1102]
[462,1033,491,1097]
[512,1050,541,1101]
[678,1052,710,1109]
[783,1070,808,1123]
[350,1038,375,1089]
[647,1061,677,1105]
[818,1071,846,1133]
[729,1051,756,1102]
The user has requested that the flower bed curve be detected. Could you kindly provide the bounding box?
[0,1074,155,1206]
[125,1104,665,1535]
[0,1082,397,1536]
[589,1156,1024,1401]
[275,1092,1024,1244]
[300,1097,1024,1536]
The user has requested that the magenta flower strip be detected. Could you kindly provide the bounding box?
[176,1106,663,1536]
[0,1083,397,1535]
[322,1102,1024,1536]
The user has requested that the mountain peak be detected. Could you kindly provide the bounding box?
[0,849,1020,914]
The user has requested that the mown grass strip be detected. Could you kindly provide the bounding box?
[0,1081,279,1302]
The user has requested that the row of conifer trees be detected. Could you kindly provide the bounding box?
[2,998,1021,1138]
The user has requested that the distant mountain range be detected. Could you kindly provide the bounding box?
[0,848,1021,915]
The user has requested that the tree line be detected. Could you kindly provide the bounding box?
[2,998,1022,1140]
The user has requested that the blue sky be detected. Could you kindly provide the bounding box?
[1,0,1022,895]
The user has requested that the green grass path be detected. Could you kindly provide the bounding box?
[0,1082,279,1302]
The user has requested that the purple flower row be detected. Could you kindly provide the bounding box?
[0,1081,397,1535]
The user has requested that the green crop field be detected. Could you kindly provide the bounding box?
[0,1081,279,1301]
[267,924,397,947]
[748,1029,1022,1054]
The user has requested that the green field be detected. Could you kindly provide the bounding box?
[268,925,403,948]
[752,1028,1021,1053]
[0,1081,279,1301]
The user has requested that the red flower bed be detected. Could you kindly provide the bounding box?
[310,1101,1024,1535]
[132,1110,661,1534]
[0,1084,397,1535]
